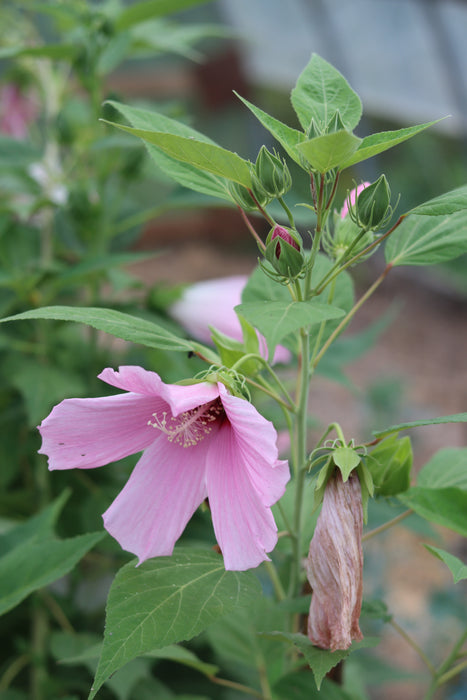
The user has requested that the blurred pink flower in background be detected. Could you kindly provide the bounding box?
[306,471,364,651]
[38,366,290,571]
[340,182,371,219]
[170,275,291,364]
[0,83,37,139]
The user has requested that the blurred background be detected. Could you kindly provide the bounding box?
[1,1,467,699]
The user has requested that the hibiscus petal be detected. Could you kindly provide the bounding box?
[38,393,162,470]
[103,437,209,563]
[170,276,246,344]
[99,366,220,417]
[206,422,279,570]
[219,387,290,506]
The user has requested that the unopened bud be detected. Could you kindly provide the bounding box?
[327,110,346,133]
[306,471,364,651]
[265,225,304,278]
[340,182,371,219]
[356,174,391,229]
[254,145,292,198]
[227,179,270,212]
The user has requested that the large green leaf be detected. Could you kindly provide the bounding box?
[234,92,306,165]
[373,412,467,438]
[297,130,362,172]
[385,211,467,266]
[398,487,467,536]
[107,101,232,200]
[0,306,210,354]
[291,54,362,132]
[89,549,261,699]
[339,121,441,169]
[416,447,467,490]
[408,184,467,216]
[115,0,213,29]
[424,545,467,584]
[104,121,252,187]
[0,493,103,615]
[234,300,345,360]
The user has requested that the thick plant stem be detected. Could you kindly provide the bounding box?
[289,328,310,599]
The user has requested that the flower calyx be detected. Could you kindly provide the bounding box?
[308,436,374,521]
[264,224,305,280]
[348,175,393,231]
[254,145,292,199]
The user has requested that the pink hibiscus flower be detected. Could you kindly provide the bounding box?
[38,366,290,571]
[169,275,291,364]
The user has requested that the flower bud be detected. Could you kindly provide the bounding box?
[340,182,371,219]
[227,178,270,212]
[356,174,391,229]
[265,225,304,278]
[254,145,292,198]
[306,471,364,651]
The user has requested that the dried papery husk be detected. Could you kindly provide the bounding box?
[306,470,363,651]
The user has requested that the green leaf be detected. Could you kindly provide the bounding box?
[416,447,467,490]
[5,358,87,427]
[424,545,467,584]
[339,120,441,169]
[106,101,232,200]
[398,487,467,536]
[0,305,208,353]
[0,44,76,60]
[385,211,467,266]
[297,130,362,172]
[0,491,69,557]
[263,632,377,690]
[373,412,467,438]
[291,54,362,132]
[89,549,261,699]
[333,447,362,481]
[115,0,212,29]
[235,300,345,360]
[274,671,355,700]
[104,121,252,187]
[234,92,306,165]
[366,435,412,497]
[408,184,467,216]
[0,501,104,615]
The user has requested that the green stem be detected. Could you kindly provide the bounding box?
[230,354,295,411]
[289,328,310,598]
[423,626,467,698]
[390,619,436,675]
[238,207,266,251]
[312,262,393,371]
[264,560,287,601]
[0,654,31,692]
[278,196,295,228]
[362,509,413,542]
[31,600,48,700]
[208,674,266,699]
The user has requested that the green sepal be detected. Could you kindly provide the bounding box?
[332,446,362,481]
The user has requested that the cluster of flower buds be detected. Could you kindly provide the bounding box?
[264,224,305,279]
[228,146,292,212]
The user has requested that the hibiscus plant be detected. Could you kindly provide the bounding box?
[2,50,467,700]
